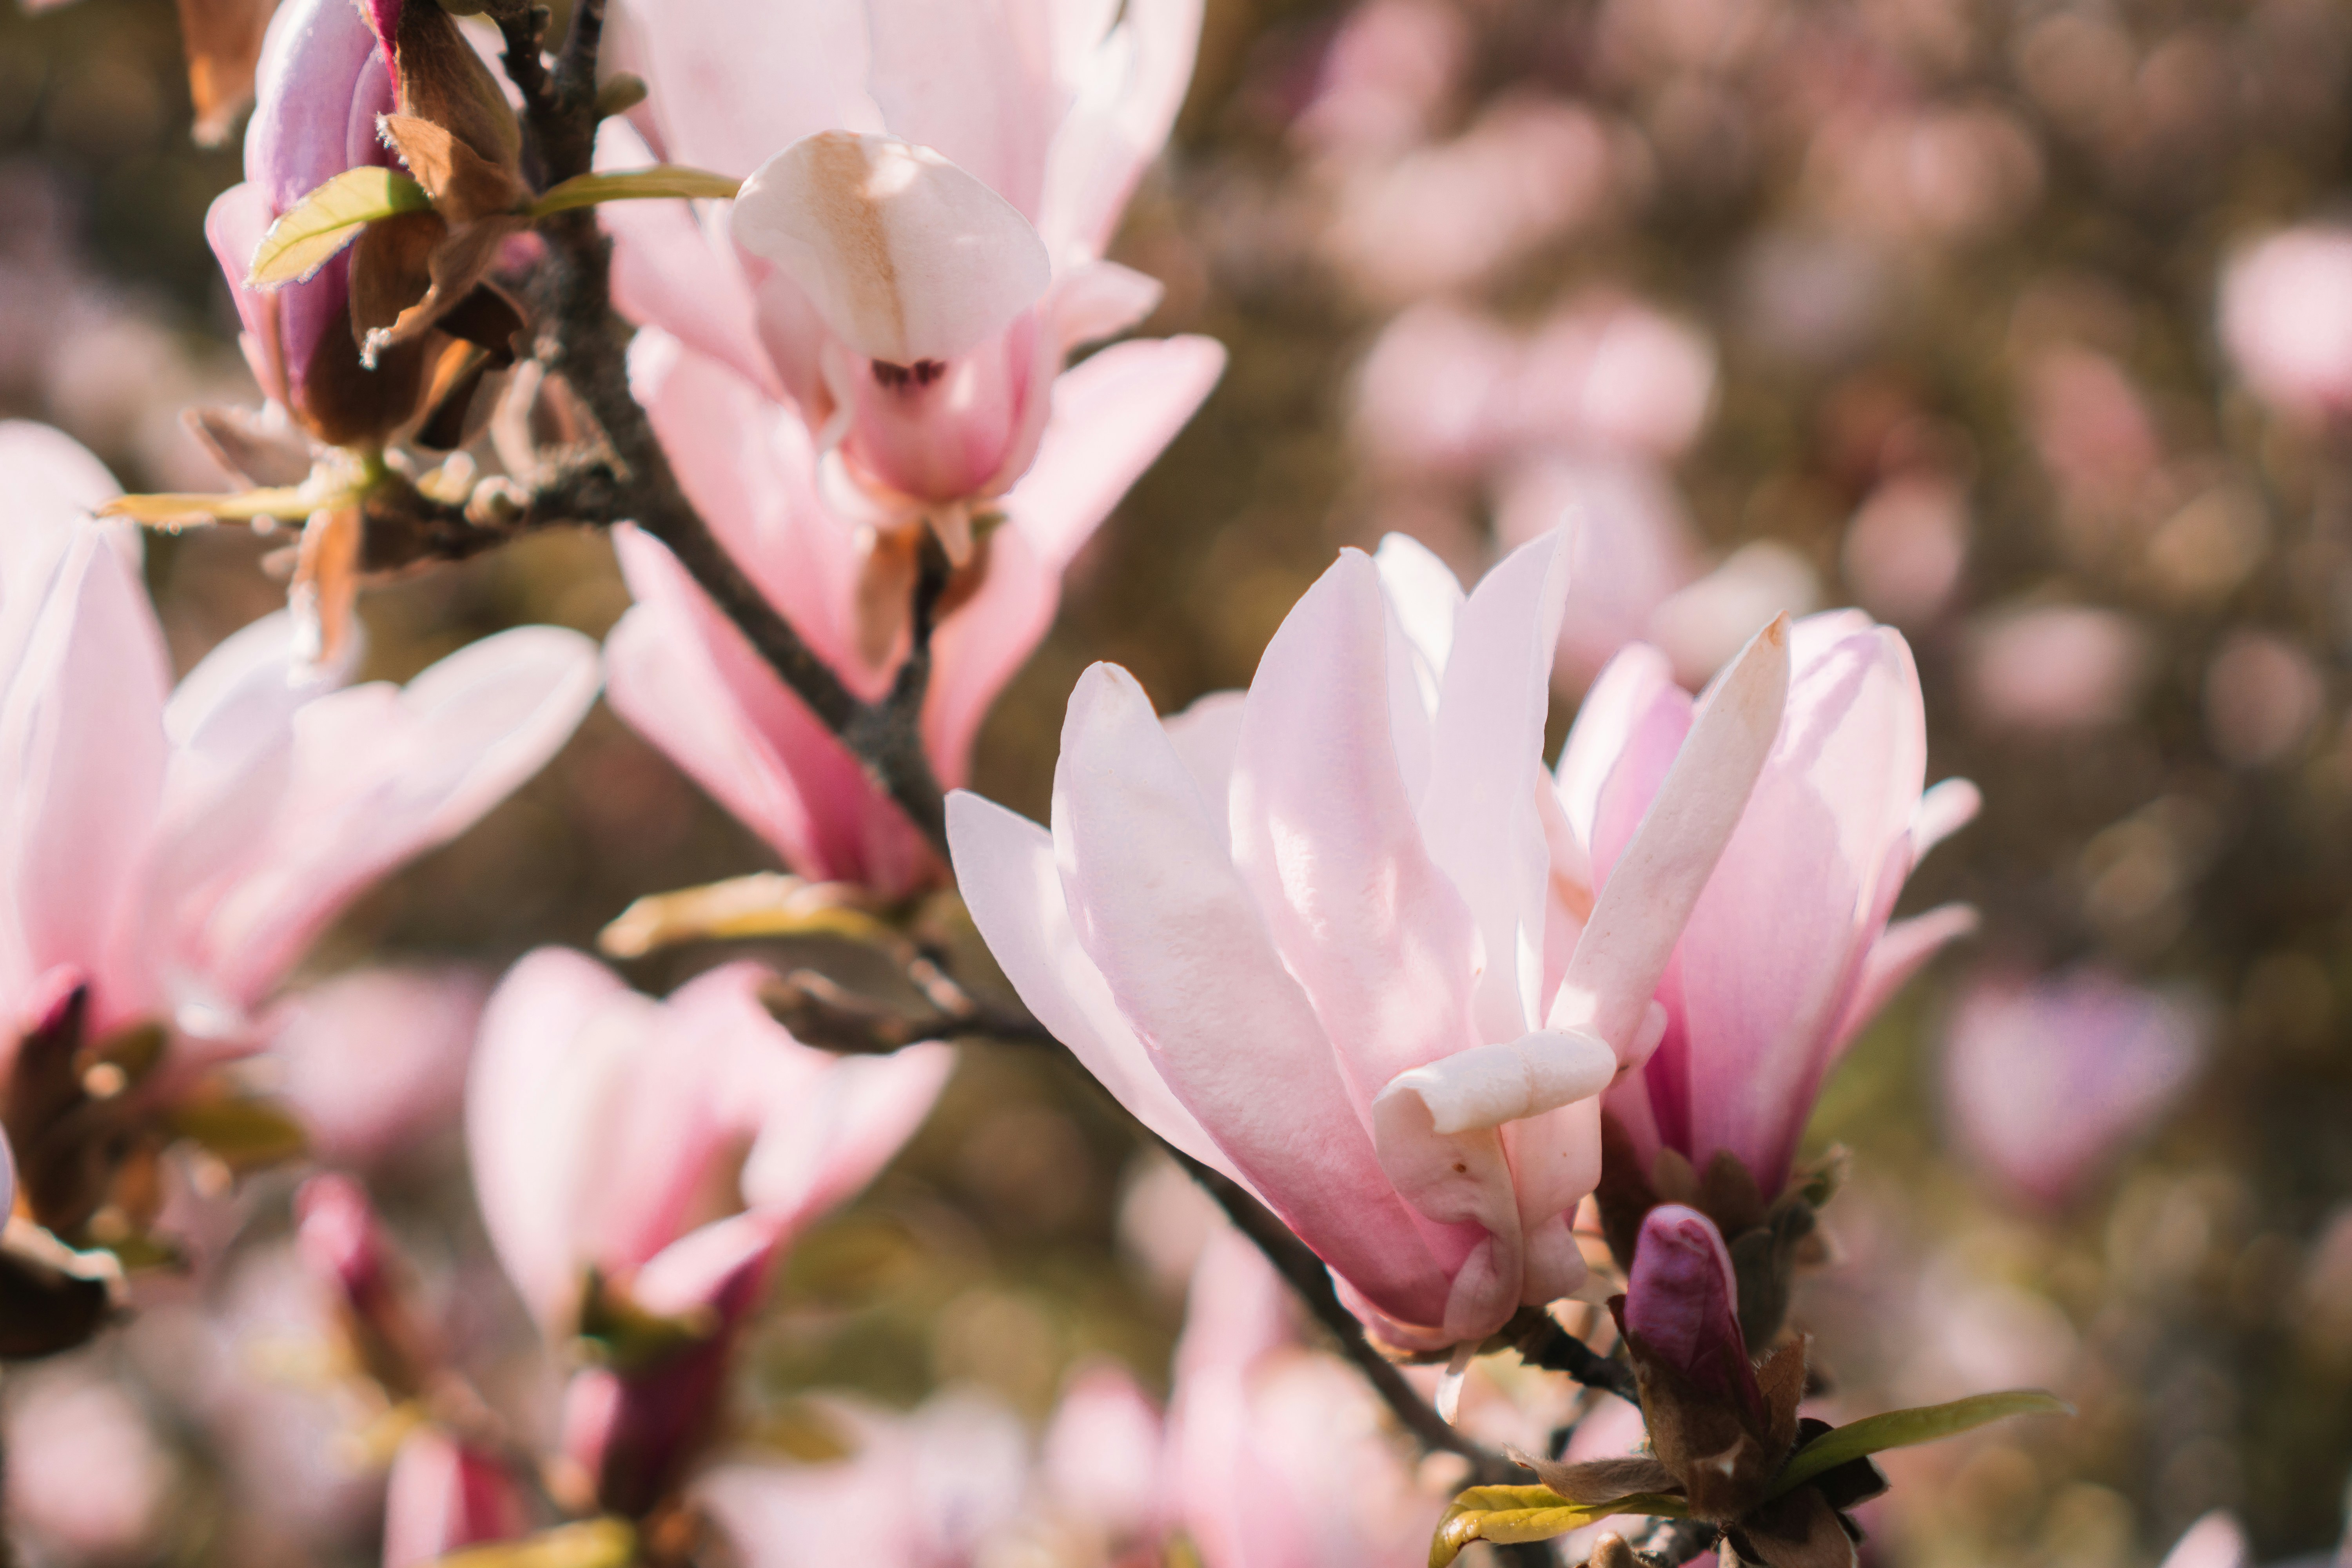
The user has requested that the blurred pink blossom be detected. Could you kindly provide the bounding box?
[1647,541,1824,686]
[2220,226,2352,424]
[1,1361,180,1564]
[1842,475,1971,627]
[0,423,599,1066]
[1963,603,2151,732]
[695,1391,1034,1568]
[1352,293,1716,482]
[1291,0,1472,160]
[267,966,490,1169]
[467,949,953,1512]
[2203,628,2325,767]
[1494,455,1701,689]
[952,532,1794,1349]
[1170,1230,1444,1568]
[1324,98,1621,301]
[1576,613,1980,1197]
[380,1426,528,1568]
[1940,967,2206,1209]
[2024,348,2163,515]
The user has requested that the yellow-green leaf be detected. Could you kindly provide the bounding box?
[432,1520,635,1568]
[598,872,896,959]
[1769,1389,2073,1499]
[165,1096,309,1171]
[1429,1487,1688,1568]
[524,165,742,218]
[249,167,434,288]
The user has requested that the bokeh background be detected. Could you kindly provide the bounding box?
[4,0,2352,1561]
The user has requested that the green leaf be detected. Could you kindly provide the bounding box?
[524,165,742,218]
[165,1097,309,1172]
[249,167,435,288]
[1429,1487,1688,1568]
[432,1520,635,1568]
[597,872,896,959]
[1769,1390,2074,1499]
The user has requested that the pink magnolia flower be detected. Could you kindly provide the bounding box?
[951,530,1794,1350]
[202,0,400,441]
[2219,226,2352,425]
[594,0,1226,896]
[1579,611,1980,1199]
[1939,967,2205,1210]
[0,421,599,1061]
[695,1390,1035,1568]
[0,1359,181,1563]
[467,949,953,1514]
[381,1426,527,1568]
[608,0,1212,547]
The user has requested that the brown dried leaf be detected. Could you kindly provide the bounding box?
[1513,1453,1682,1506]
[377,113,526,222]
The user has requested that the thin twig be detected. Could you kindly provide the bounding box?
[1169,1149,1518,1483]
[1630,1517,1719,1566]
[1512,1312,1642,1406]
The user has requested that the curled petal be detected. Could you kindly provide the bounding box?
[733,131,1053,367]
[1376,1030,1617,1138]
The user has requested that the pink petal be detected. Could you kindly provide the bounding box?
[1052,662,1452,1328]
[735,1038,955,1228]
[1041,1361,1167,1541]
[919,334,1225,784]
[1553,616,1789,1065]
[2158,1512,2250,1568]
[606,526,939,895]
[466,947,637,1322]
[1829,902,1978,1057]
[1553,642,1678,878]
[733,131,1053,367]
[1038,0,1202,261]
[597,118,785,401]
[946,790,1241,1182]
[0,519,170,1031]
[175,626,600,1014]
[1672,621,1924,1192]
[1416,530,1572,1040]
[270,966,488,1169]
[862,0,1060,221]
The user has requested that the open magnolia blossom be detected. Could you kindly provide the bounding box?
[0,421,598,1236]
[593,0,1224,895]
[1555,613,1979,1209]
[951,529,1794,1350]
[466,949,954,1515]
[604,0,1212,554]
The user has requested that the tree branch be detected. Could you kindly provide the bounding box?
[1510,1310,1641,1406]
[481,2,952,857]
[1168,1149,1519,1484]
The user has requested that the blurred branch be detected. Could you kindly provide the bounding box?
[472,0,951,859]
[1628,1518,1718,1566]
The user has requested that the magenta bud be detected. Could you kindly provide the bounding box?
[1625,1203,1766,1427]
